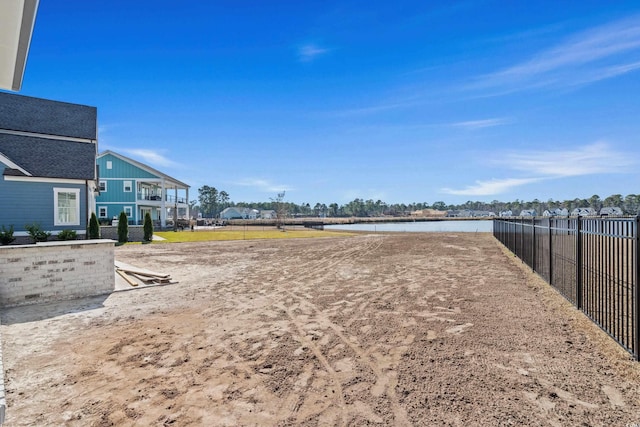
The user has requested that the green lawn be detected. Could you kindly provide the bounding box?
[153,228,353,243]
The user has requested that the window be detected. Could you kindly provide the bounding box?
[124,206,133,217]
[123,181,132,192]
[54,188,80,226]
[98,206,107,218]
[106,161,112,169]
[99,180,107,192]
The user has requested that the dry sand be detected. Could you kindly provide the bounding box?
[1,233,640,426]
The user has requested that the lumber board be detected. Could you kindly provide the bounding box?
[130,273,158,284]
[116,268,139,287]
[116,268,170,279]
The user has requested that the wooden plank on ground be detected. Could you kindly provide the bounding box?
[116,268,139,287]
[117,268,170,279]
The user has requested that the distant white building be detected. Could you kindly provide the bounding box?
[260,210,276,219]
[220,207,259,220]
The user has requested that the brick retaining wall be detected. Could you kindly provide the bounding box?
[0,239,115,307]
[99,225,145,242]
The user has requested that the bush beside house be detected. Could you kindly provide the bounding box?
[143,212,153,242]
[117,211,128,243]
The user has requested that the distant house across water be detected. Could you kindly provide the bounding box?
[570,207,597,217]
[599,207,623,216]
[543,208,569,217]
[519,209,537,217]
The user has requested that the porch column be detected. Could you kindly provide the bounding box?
[174,186,179,226]
[160,178,166,228]
[186,187,190,220]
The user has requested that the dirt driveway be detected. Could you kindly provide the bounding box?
[1,233,639,426]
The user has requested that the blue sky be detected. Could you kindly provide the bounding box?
[18,1,640,205]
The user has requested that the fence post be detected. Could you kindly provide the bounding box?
[576,217,583,310]
[635,216,640,360]
[520,217,524,263]
[548,217,553,285]
[532,216,536,272]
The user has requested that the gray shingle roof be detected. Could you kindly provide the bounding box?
[0,133,96,180]
[0,92,97,140]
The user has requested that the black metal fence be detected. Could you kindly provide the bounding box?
[493,216,639,360]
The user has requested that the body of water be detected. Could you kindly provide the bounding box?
[325,220,493,233]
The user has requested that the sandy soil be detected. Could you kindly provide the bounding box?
[1,233,640,426]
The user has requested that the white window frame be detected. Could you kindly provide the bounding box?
[54,188,81,226]
[98,206,108,218]
[99,180,107,192]
[124,206,133,217]
[106,161,112,169]
[123,180,133,192]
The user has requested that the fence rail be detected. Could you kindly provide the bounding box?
[493,217,639,360]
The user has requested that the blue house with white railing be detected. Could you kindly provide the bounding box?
[95,150,190,228]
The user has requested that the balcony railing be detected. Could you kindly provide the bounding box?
[137,193,187,204]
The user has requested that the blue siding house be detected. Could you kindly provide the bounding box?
[95,151,190,228]
[0,92,98,239]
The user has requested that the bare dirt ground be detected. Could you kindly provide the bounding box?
[2,233,640,426]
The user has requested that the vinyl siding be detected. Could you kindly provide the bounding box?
[97,154,158,180]
[97,178,138,204]
[0,164,87,233]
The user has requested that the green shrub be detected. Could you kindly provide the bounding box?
[117,211,129,243]
[57,229,77,241]
[143,212,154,242]
[25,223,51,243]
[0,225,15,245]
[89,212,100,239]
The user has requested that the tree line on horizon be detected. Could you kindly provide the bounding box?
[195,186,640,218]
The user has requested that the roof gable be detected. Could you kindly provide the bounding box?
[0,92,97,140]
[97,150,189,188]
[0,133,96,179]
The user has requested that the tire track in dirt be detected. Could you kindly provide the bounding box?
[248,235,411,424]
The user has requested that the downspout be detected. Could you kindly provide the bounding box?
[86,179,90,237]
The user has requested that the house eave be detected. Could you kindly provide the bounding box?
[4,175,89,184]
[0,0,39,92]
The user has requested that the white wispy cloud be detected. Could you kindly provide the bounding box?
[504,141,633,177]
[450,117,511,129]
[298,44,330,62]
[442,142,634,196]
[234,178,293,193]
[119,148,178,168]
[470,15,640,93]
[325,100,419,118]
[442,177,542,196]
[573,60,640,86]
